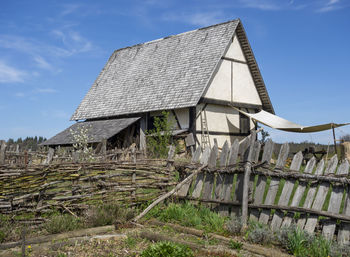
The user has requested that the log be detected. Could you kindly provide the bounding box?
[133,165,206,222]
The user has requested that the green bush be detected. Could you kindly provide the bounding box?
[146,111,173,158]
[45,214,84,234]
[140,241,193,257]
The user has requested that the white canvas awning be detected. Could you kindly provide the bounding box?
[235,108,350,133]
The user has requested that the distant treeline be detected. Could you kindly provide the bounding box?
[6,136,47,151]
[273,141,335,158]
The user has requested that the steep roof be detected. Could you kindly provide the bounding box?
[71,19,273,121]
[41,117,140,146]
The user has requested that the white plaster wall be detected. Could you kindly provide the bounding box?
[225,35,246,62]
[203,34,263,106]
[174,108,189,129]
[196,104,240,133]
[203,60,231,101]
[195,134,246,149]
[232,62,262,105]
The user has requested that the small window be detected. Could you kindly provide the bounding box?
[240,113,250,134]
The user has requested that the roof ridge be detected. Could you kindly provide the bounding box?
[112,19,240,54]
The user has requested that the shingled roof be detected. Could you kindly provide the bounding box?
[71,19,273,121]
[41,118,140,146]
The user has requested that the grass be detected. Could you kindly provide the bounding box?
[45,214,84,234]
[147,202,228,234]
[85,202,135,227]
[228,240,243,251]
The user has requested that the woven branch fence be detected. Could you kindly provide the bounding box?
[175,133,350,244]
[0,159,175,225]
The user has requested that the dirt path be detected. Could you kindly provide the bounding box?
[0,221,291,257]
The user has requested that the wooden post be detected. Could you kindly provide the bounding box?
[24,150,28,167]
[332,124,338,157]
[241,130,256,231]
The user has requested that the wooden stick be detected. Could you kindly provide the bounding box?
[133,165,206,222]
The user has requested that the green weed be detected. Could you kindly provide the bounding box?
[140,241,193,257]
[153,202,227,234]
[229,240,243,251]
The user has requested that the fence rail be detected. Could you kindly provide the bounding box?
[176,133,350,244]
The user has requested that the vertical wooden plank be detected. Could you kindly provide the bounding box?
[322,159,348,240]
[191,172,205,199]
[252,141,261,164]
[214,172,225,200]
[192,147,201,163]
[270,151,303,231]
[261,139,274,164]
[218,174,234,216]
[202,172,215,200]
[297,159,325,228]
[276,143,290,169]
[208,145,218,169]
[0,141,7,165]
[219,141,229,167]
[282,157,316,228]
[259,143,290,224]
[228,139,239,166]
[239,137,250,159]
[176,177,193,197]
[200,147,211,165]
[249,140,275,221]
[304,155,338,234]
[338,185,350,244]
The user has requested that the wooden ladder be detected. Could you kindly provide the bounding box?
[200,110,211,149]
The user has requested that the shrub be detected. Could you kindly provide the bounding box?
[225,216,242,235]
[85,203,135,227]
[246,221,274,245]
[140,241,193,257]
[45,214,84,234]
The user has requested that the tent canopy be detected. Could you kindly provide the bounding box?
[235,108,349,133]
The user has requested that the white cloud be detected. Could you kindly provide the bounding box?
[0,60,26,83]
[35,88,58,94]
[239,0,281,10]
[163,11,229,27]
[316,0,345,12]
[34,56,53,71]
[60,4,81,17]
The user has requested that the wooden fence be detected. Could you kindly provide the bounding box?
[1,147,145,166]
[0,159,175,225]
[175,134,350,244]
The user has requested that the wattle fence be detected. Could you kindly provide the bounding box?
[175,133,350,244]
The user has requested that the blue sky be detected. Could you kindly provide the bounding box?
[0,0,349,144]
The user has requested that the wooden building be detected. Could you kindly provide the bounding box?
[42,19,274,149]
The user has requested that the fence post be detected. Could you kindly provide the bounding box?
[0,140,6,165]
[241,130,256,231]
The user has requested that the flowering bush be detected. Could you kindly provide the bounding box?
[70,125,95,162]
